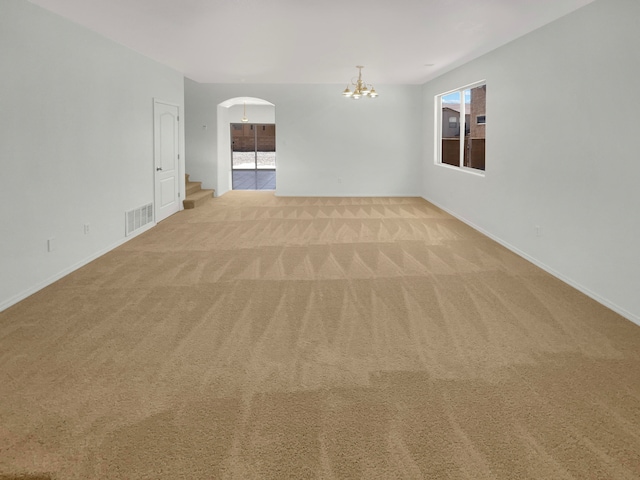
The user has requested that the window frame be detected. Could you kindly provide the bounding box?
[435,80,486,176]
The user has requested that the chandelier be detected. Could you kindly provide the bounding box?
[342,65,378,99]
[241,102,249,123]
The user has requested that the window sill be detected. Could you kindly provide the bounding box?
[436,162,485,177]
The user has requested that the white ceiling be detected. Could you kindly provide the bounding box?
[26,0,596,85]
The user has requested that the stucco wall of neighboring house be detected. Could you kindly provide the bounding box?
[469,85,486,139]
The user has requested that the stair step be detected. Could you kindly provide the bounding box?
[186,181,202,196]
[183,189,214,209]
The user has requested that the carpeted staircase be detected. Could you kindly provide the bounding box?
[183,174,214,209]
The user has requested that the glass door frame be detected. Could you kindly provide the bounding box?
[230,123,276,190]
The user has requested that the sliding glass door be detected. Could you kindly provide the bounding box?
[231,123,276,190]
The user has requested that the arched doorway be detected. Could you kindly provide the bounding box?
[217,97,275,193]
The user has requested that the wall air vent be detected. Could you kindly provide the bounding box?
[125,203,153,236]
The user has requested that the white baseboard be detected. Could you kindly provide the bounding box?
[0,222,156,313]
[422,196,640,328]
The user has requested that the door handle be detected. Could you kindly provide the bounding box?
[156,167,163,171]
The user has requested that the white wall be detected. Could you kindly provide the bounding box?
[0,0,185,311]
[185,81,423,197]
[422,0,640,324]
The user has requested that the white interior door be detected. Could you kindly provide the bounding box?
[154,101,180,222]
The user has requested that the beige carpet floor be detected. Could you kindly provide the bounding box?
[1,191,639,479]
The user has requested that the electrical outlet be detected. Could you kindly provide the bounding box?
[84,224,90,235]
[47,238,55,252]
[535,225,542,237]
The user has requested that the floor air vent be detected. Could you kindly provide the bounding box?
[125,203,154,236]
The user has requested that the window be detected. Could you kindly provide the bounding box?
[436,81,486,172]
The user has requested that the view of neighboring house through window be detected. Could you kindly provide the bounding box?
[437,82,486,172]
